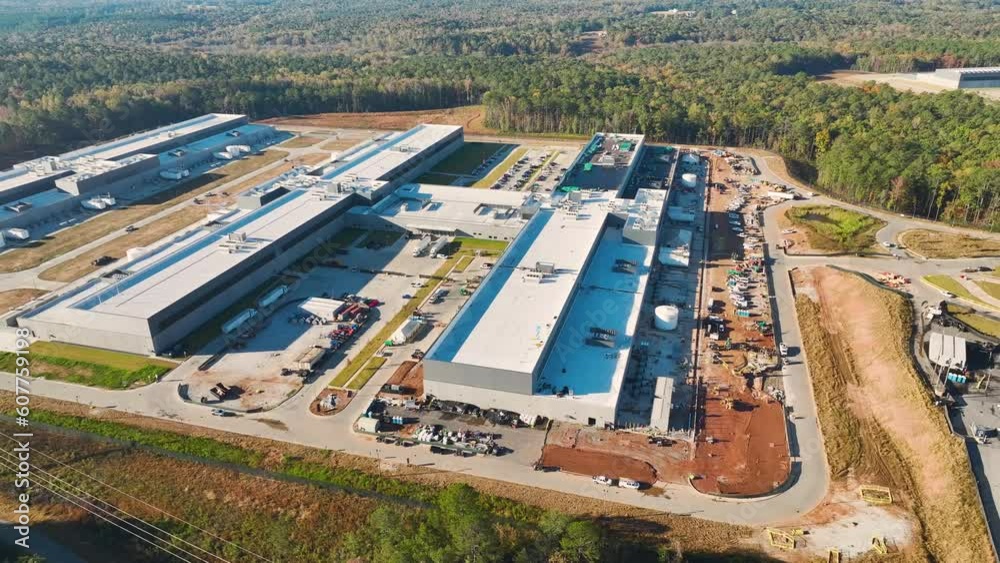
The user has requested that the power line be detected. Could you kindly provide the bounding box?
[0,434,273,563]
[0,451,219,563]
[0,455,200,563]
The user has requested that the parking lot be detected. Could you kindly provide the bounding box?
[488,148,576,193]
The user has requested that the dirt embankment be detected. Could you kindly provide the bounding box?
[262,105,493,135]
[794,266,991,561]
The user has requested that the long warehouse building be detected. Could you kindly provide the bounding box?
[423,132,662,427]
[0,114,279,237]
[18,124,463,355]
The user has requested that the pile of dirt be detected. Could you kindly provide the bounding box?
[539,445,657,483]
[794,266,992,561]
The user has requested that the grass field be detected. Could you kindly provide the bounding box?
[795,268,992,561]
[0,423,376,563]
[320,138,360,151]
[0,288,47,314]
[472,147,528,188]
[0,149,289,274]
[785,205,885,253]
[975,280,1000,301]
[453,237,509,253]
[453,254,475,272]
[947,304,1000,338]
[346,356,387,390]
[899,229,1000,259]
[923,275,993,308]
[279,134,323,148]
[0,342,175,389]
[428,142,510,175]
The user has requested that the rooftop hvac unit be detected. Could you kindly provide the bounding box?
[591,327,617,337]
[586,333,615,348]
[228,232,248,243]
[534,261,555,274]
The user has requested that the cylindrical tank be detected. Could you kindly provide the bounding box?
[680,173,698,188]
[654,305,679,331]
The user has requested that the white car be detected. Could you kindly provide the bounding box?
[881,241,894,248]
[593,475,614,486]
[618,478,641,490]
[779,343,789,357]
[941,290,955,298]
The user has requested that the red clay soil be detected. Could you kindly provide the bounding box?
[540,446,658,483]
[544,425,693,484]
[692,391,789,496]
[378,361,424,399]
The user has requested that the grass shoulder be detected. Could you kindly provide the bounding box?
[0,342,175,389]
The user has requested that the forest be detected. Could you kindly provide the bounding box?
[0,0,998,228]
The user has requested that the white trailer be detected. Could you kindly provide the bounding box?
[429,236,451,258]
[412,235,433,257]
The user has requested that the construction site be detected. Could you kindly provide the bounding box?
[7,113,997,561]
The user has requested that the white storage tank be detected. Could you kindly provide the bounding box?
[680,173,698,188]
[654,305,679,331]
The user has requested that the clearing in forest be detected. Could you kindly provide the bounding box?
[793,266,990,561]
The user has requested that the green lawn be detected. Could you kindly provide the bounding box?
[924,275,992,308]
[428,142,511,175]
[975,280,1000,301]
[472,147,527,188]
[785,205,886,253]
[453,237,509,254]
[454,255,475,272]
[346,356,387,391]
[0,343,175,389]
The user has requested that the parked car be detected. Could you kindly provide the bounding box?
[125,225,138,233]
[593,475,614,486]
[941,290,955,298]
[779,343,789,357]
[210,408,232,417]
[618,478,641,490]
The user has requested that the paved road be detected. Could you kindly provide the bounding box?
[2,140,998,529]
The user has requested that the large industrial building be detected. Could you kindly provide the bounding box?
[929,67,1000,89]
[421,132,665,427]
[18,124,463,355]
[0,114,278,238]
